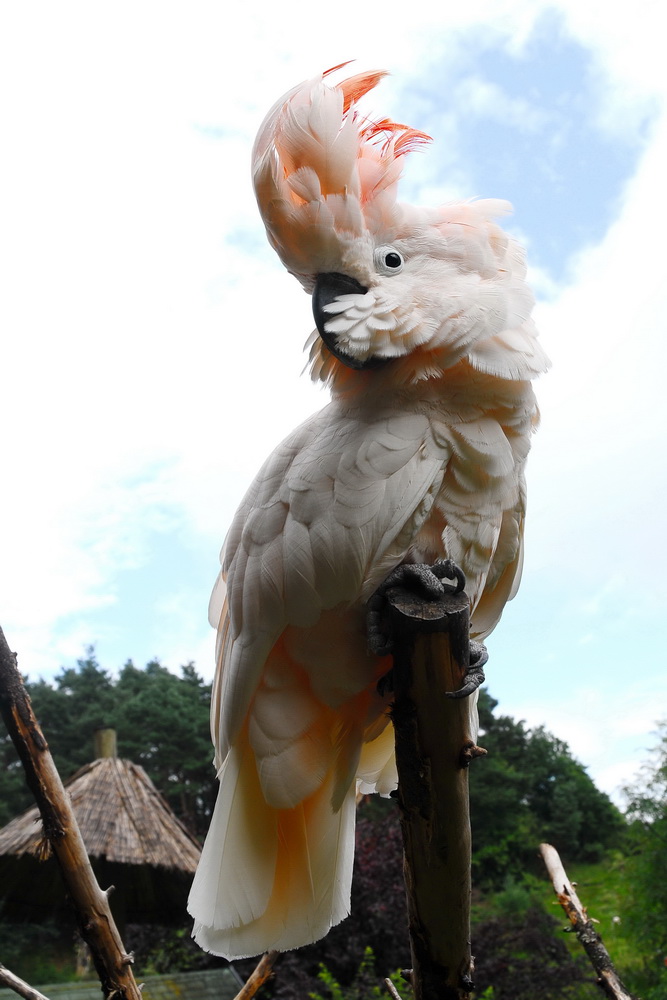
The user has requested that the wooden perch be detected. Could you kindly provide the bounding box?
[386,584,483,1000]
[539,843,638,1000]
[232,950,279,1000]
[0,626,142,1000]
[0,964,52,1000]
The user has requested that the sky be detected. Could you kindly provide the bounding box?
[1,0,665,806]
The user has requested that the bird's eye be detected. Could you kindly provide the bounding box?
[373,245,404,275]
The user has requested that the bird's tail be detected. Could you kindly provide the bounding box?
[187,727,356,959]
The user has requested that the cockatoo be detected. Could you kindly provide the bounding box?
[188,65,549,959]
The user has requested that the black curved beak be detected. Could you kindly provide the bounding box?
[312,272,390,371]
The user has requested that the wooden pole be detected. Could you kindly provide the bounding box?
[0,626,142,1000]
[385,585,483,1000]
[539,843,638,1000]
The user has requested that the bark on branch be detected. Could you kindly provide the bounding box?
[386,586,483,1000]
[539,843,638,1000]
[231,951,279,1000]
[0,626,142,1000]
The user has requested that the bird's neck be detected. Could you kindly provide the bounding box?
[328,358,538,428]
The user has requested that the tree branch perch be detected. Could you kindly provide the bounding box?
[0,626,142,1000]
[231,951,279,1000]
[385,584,482,1000]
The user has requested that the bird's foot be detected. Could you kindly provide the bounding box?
[378,639,487,699]
[368,559,465,659]
[445,640,487,699]
[370,560,487,699]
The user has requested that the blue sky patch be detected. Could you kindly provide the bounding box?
[399,15,654,283]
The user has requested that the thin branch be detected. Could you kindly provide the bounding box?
[232,951,279,1000]
[539,843,638,1000]
[384,977,405,1000]
[0,626,142,1000]
[0,964,51,1000]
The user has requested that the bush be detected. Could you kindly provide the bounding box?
[309,948,408,1000]
[0,918,77,984]
[472,906,595,999]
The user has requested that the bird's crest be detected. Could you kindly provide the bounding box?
[252,66,430,288]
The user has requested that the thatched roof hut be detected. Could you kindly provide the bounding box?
[0,732,201,926]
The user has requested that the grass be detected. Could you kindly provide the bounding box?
[563,853,653,992]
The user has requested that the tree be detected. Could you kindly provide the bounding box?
[27,650,116,775]
[1,650,119,824]
[2,655,626,994]
[112,658,216,835]
[21,651,216,837]
[471,690,624,887]
[621,722,667,998]
[0,730,30,826]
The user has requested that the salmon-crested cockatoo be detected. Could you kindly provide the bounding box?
[188,65,549,959]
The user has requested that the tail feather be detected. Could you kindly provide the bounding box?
[188,729,356,959]
[357,721,397,797]
[187,738,277,930]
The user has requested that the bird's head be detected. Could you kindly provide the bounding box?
[252,65,549,389]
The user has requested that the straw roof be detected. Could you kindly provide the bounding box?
[0,756,201,871]
[0,754,203,925]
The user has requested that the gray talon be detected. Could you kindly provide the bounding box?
[445,640,487,699]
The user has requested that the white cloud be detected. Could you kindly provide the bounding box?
[510,673,667,803]
[552,0,666,103]
[528,102,667,604]
[454,74,551,131]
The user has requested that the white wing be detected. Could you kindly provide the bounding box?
[210,400,451,761]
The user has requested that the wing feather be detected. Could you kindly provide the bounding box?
[214,402,450,757]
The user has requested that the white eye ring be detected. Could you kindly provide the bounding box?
[373,245,404,275]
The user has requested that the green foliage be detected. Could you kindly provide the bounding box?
[481,874,545,919]
[472,905,595,999]
[110,658,216,835]
[0,731,31,825]
[470,874,598,999]
[15,649,216,836]
[0,918,77,984]
[2,651,121,824]
[617,722,667,998]
[125,923,216,975]
[310,963,346,1000]
[470,690,624,887]
[309,948,408,1000]
[0,659,638,995]
[26,651,116,775]
[564,857,637,978]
